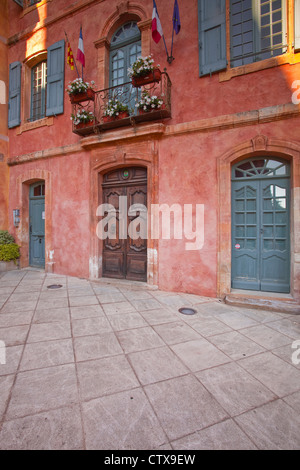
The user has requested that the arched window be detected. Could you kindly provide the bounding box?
[109,22,141,87]
[232,157,290,179]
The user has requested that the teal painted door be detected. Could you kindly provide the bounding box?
[232,158,290,293]
[29,183,45,268]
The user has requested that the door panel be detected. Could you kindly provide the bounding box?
[232,175,290,292]
[260,179,290,292]
[232,181,260,290]
[29,189,45,268]
[102,186,126,279]
[127,185,147,281]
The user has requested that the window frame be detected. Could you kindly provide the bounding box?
[197,0,299,81]
[109,22,141,88]
[229,0,287,68]
[30,60,47,122]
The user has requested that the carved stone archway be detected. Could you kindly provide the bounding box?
[89,138,159,286]
[15,169,53,272]
[217,135,300,301]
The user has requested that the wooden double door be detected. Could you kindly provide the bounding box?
[102,167,147,282]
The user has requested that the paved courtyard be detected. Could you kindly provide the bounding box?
[0,268,300,450]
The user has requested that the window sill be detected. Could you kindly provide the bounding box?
[219,52,300,82]
[21,0,52,17]
[16,116,54,135]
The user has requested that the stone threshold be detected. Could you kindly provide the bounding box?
[225,290,300,315]
[89,277,159,291]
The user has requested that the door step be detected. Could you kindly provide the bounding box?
[225,293,300,315]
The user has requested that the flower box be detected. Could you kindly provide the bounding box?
[103,111,129,123]
[74,120,97,130]
[69,88,95,104]
[131,68,162,87]
[0,260,19,272]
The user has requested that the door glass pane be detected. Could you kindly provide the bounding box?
[233,158,289,179]
[264,239,273,250]
[275,240,286,251]
[246,226,256,237]
[246,212,256,224]
[246,239,256,249]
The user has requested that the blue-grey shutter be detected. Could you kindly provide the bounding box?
[46,40,65,116]
[295,0,300,51]
[13,0,23,6]
[198,0,227,76]
[8,61,22,128]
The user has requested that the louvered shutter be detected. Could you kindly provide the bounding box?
[295,0,300,51]
[8,61,22,128]
[46,40,65,116]
[198,0,227,76]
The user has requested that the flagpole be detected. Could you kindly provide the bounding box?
[170,26,175,64]
[81,25,84,80]
[162,34,172,63]
[153,0,173,64]
[64,31,80,78]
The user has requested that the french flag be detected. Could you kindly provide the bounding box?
[152,0,163,44]
[76,27,85,67]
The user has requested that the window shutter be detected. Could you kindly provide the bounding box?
[13,0,23,6]
[46,40,65,116]
[295,0,300,51]
[8,61,22,128]
[198,0,227,76]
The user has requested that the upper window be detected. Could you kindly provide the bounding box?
[8,40,65,129]
[30,61,47,122]
[198,0,296,77]
[109,22,141,87]
[13,0,40,6]
[230,0,286,67]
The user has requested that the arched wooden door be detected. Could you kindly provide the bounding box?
[231,158,290,293]
[102,167,147,281]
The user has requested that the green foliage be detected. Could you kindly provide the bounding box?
[0,244,20,262]
[0,230,15,245]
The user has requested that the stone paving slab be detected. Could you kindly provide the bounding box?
[0,268,300,450]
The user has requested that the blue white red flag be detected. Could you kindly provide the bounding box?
[152,0,163,44]
[76,27,85,67]
[173,0,181,35]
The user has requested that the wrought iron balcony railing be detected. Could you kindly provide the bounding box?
[71,71,171,136]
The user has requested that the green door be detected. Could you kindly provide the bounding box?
[231,158,290,293]
[29,182,45,268]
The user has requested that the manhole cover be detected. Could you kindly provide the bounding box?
[47,284,63,289]
[178,307,197,315]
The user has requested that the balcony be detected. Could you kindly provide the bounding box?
[71,71,171,136]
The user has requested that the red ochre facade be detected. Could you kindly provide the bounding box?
[2,0,300,301]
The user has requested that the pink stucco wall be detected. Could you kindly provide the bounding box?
[6,0,300,297]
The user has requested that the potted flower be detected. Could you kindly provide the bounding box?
[128,55,161,87]
[66,78,96,104]
[135,90,164,113]
[71,108,96,129]
[103,97,129,122]
[0,230,20,272]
